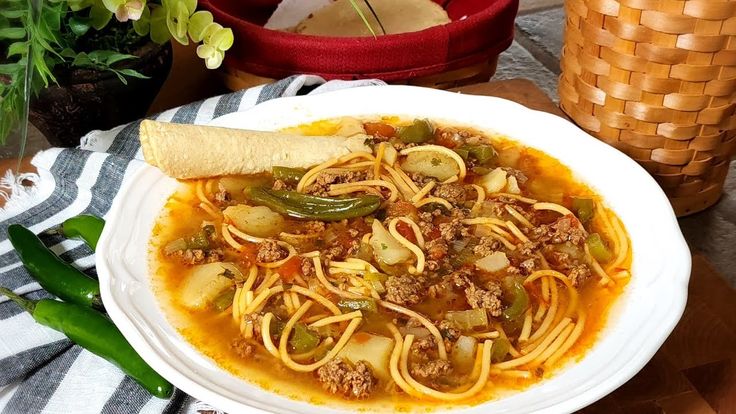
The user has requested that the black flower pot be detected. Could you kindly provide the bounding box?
[29,41,173,147]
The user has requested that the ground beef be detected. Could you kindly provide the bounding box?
[411,359,452,381]
[410,335,437,359]
[300,257,315,277]
[532,215,587,245]
[322,245,354,263]
[439,219,468,242]
[545,250,573,269]
[230,339,253,358]
[425,260,441,271]
[169,248,223,265]
[473,237,501,257]
[392,141,418,151]
[449,268,474,289]
[517,241,541,257]
[519,258,537,275]
[409,172,437,188]
[256,239,288,263]
[305,170,367,197]
[385,275,426,305]
[501,167,528,185]
[425,238,448,260]
[464,283,503,317]
[418,221,436,240]
[271,179,288,191]
[317,359,376,399]
[438,320,461,342]
[302,220,326,234]
[213,190,231,207]
[432,184,467,206]
[569,264,592,287]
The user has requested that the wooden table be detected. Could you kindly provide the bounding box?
[5,78,736,413]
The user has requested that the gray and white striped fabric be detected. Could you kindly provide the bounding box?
[0,75,385,414]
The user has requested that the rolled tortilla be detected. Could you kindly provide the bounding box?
[139,120,371,179]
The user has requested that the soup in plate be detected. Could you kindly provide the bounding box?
[149,117,631,410]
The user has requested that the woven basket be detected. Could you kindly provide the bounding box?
[201,0,517,90]
[559,0,736,216]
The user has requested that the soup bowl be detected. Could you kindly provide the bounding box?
[96,85,690,413]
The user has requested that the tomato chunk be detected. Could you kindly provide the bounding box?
[364,122,396,139]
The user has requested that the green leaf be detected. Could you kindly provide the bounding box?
[133,5,151,36]
[60,48,77,58]
[117,68,150,79]
[72,52,93,67]
[200,22,221,43]
[182,0,197,15]
[0,28,26,39]
[41,3,62,31]
[89,4,113,30]
[209,27,233,51]
[102,0,124,13]
[188,10,213,42]
[112,71,129,85]
[0,63,21,75]
[165,2,189,45]
[105,52,137,66]
[68,0,95,11]
[0,8,26,18]
[69,16,92,36]
[149,5,170,43]
[6,42,27,57]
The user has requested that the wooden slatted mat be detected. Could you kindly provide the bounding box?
[453,80,736,414]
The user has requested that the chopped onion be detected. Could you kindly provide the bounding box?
[383,145,398,166]
[506,175,521,194]
[475,251,510,273]
[451,335,478,373]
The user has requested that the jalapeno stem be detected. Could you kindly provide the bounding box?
[0,287,36,314]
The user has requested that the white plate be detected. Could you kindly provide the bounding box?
[96,85,690,414]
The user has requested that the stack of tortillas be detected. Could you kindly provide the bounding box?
[294,0,451,37]
[139,120,370,179]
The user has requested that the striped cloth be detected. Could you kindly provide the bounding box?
[0,75,385,414]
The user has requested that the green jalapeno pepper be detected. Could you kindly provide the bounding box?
[396,119,434,144]
[245,187,381,221]
[0,287,173,398]
[586,233,612,263]
[61,214,105,251]
[8,224,103,310]
[501,276,529,322]
[571,197,595,224]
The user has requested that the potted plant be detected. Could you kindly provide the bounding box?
[0,0,234,147]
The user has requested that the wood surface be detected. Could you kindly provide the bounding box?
[5,78,735,413]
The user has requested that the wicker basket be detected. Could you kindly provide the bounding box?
[201,0,517,90]
[559,0,736,216]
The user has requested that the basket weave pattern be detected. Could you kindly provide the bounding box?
[559,0,736,216]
